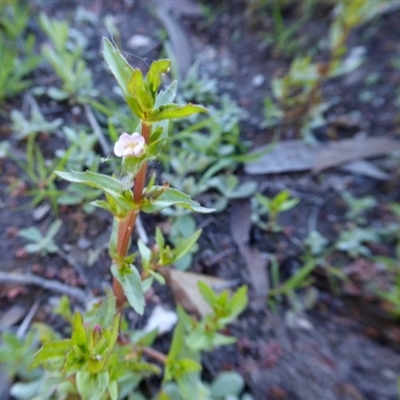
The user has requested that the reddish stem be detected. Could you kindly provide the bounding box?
[142,346,167,364]
[112,121,151,309]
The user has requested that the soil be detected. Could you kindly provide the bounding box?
[1,1,400,399]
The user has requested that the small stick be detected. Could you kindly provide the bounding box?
[84,104,110,155]
[17,300,40,339]
[142,346,167,364]
[0,272,89,303]
[135,215,149,244]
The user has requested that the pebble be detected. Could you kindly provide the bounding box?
[77,236,92,250]
[32,203,51,221]
[128,34,152,49]
[252,74,265,87]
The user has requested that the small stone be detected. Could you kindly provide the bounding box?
[77,237,92,250]
[128,34,152,49]
[71,106,82,116]
[32,203,51,221]
[252,74,265,87]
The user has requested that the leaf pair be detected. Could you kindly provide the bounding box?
[102,38,207,122]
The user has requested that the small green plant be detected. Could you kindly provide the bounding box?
[262,1,314,57]
[0,1,40,105]
[18,220,62,256]
[11,39,250,400]
[341,191,376,224]
[252,190,300,232]
[11,100,63,140]
[375,257,400,318]
[264,0,379,140]
[10,135,72,211]
[0,37,40,106]
[335,227,379,258]
[39,12,97,103]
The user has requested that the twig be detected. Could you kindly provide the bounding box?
[0,272,89,303]
[57,249,88,284]
[142,346,167,364]
[17,300,40,339]
[135,215,149,244]
[84,104,110,155]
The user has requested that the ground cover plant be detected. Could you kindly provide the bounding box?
[1,0,400,399]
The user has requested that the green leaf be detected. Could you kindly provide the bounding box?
[211,372,244,397]
[168,322,184,361]
[177,359,201,374]
[170,229,202,265]
[130,328,159,347]
[111,264,145,315]
[138,239,152,270]
[155,227,165,248]
[155,81,177,108]
[56,170,124,193]
[197,281,217,309]
[146,103,207,123]
[95,288,116,328]
[271,260,317,296]
[226,286,248,322]
[108,380,118,400]
[212,333,236,347]
[128,69,154,112]
[142,187,214,214]
[149,270,166,284]
[28,340,70,371]
[146,59,171,95]
[55,170,134,211]
[102,37,143,118]
[71,312,88,351]
[76,370,109,400]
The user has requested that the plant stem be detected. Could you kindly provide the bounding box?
[134,122,150,205]
[113,121,151,308]
[142,346,167,364]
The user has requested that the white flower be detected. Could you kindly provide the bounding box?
[114,132,145,157]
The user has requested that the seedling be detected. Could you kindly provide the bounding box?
[0,37,39,106]
[252,190,300,232]
[39,13,97,103]
[18,220,62,256]
[335,227,379,258]
[10,135,72,211]
[207,175,257,212]
[341,191,376,224]
[11,101,63,140]
[264,0,379,141]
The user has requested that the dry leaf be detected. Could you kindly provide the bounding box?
[163,268,229,317]
[313,136,400,173]
[154,2,192,78]
[245,140,320,175]
[340,160,389,180]
[0,305,25,331]
[230,200,269,309]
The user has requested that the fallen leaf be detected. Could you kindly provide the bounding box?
[244,137,399,179]
[144,305,178,335]
[163,268,230,317]
[230,200,269,309]
[313,136,400,173]
[154,2,192,78]
[340,160,389,180]
[151,0,203,17]
[229,200,252,247]
[245,140,320,175]
[0,305,26,331]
